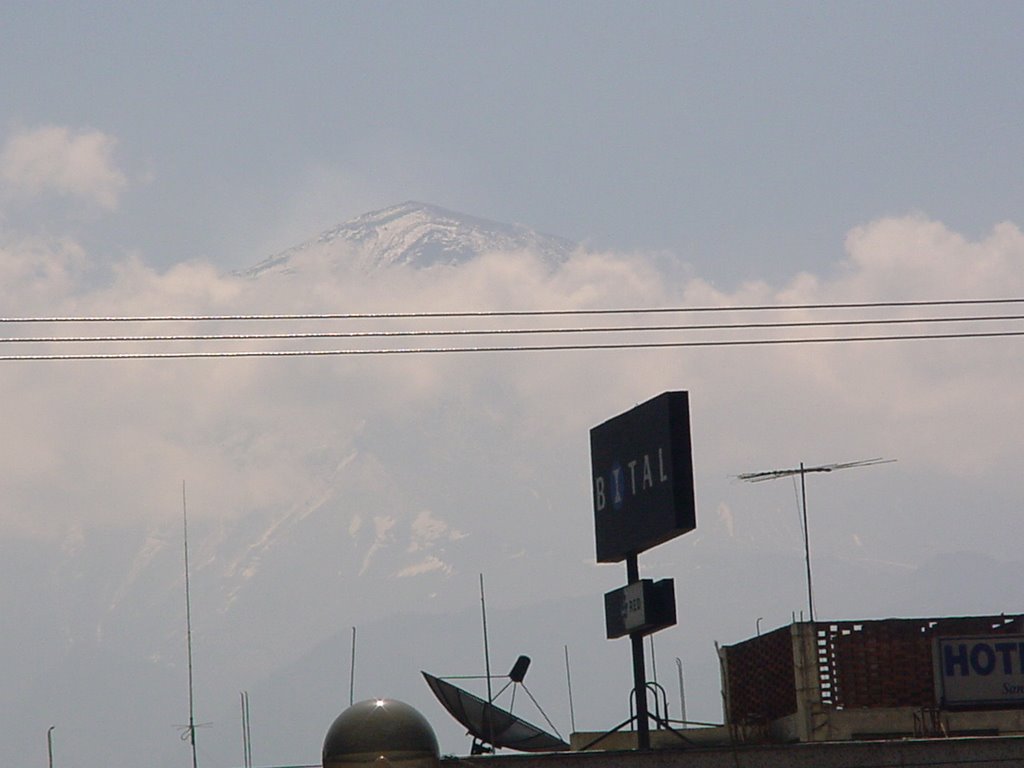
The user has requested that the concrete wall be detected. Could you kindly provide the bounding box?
[442,734,1024,768]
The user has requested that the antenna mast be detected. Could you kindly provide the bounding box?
[239,691,252,768]
[182,482,199,768]
[479,574,495,749]
[349,626,357,707]
[737,458,894,622]
[479,574,493,703]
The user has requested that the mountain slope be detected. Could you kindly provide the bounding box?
[245,201,576,276]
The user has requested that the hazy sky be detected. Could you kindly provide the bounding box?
[3,2,1022,283]
[3,4,1024,766]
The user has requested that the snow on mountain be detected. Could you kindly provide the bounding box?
[244,201,576,276]
[66,201,576,675]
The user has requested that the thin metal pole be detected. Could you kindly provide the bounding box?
[648,634,658,686]
[564,645,576,733]
[626,554,650,750]
[247,692,252,768]
[247,692,253,768]
[675,658,687,725]
[47,726,55,768]
[240,693,245,768]
[479,574,494,748]
[182,482,198,768]
[349,626,357,706]
[480,574,493,704]
[240,691,252,768]
[799,463,816,622]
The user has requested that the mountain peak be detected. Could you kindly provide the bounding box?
[245,202,576,277]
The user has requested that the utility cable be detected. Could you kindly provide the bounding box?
[1,327,1022,361]
[1,311,1022,345]
[1,297,1023,325]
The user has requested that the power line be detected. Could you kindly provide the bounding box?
[2,327,1022,362]
[2,297,1021,361]
[2,311,1023,346]
[2,296,1023,324]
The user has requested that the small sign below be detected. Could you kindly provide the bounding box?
[604,578,677,639]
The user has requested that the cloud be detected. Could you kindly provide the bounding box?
[0,125,128,210]
[1,212,1022,575]
[0,234,88,308]
[838,215,1024,300]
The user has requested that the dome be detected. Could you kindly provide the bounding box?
[323,698,440,767]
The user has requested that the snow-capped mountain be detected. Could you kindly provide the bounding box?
[245,201,576,276]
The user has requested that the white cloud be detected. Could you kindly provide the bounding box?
[1,125,128,210]
[0,234,88,309]
[838,216,1024,299]
[1,212,1022,576]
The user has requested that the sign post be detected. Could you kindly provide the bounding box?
[590,391,696,749]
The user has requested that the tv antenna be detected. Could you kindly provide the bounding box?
[176,483,211,765]
[737,458,895,622]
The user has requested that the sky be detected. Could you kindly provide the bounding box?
[3,2,1023,283]
[2,3,1024,767]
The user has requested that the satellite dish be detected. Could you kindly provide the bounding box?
[422,670,569,753]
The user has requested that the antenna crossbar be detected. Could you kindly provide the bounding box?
[737,457,895,621]
[737,457,894,482]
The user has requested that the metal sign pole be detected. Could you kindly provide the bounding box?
[626,554,650,750]
[592,392,696,753]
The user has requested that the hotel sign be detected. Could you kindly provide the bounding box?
[934,635,1024,708]
[590,391,696,563]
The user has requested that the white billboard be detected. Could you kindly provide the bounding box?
[934,635,1024,707]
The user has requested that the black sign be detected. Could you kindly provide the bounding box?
[604,579,677,639]
[590,391,695,563]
